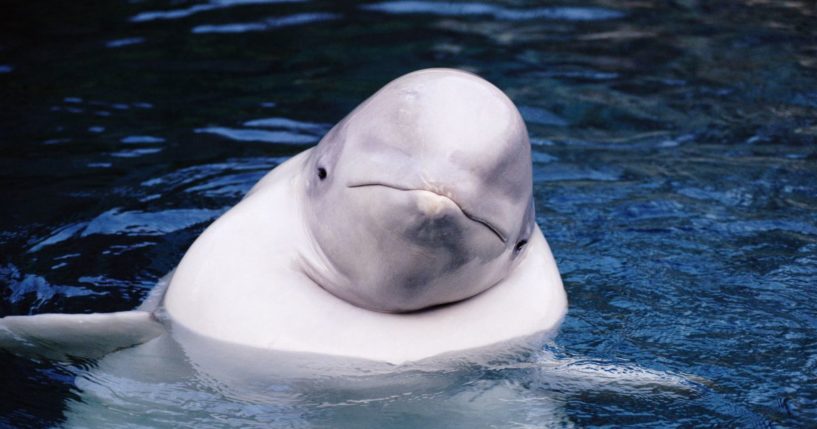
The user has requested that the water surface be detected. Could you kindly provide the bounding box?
[1,0,816,427]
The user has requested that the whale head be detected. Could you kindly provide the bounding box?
[302,68,535,313]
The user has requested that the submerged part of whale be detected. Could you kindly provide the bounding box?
[0,68,567,365]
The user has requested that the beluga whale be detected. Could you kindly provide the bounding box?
[0,68,567,365]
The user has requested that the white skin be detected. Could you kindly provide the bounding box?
[301,68,536,312]
[0,69,567,365]
[161,69,566,363]
[0,70,693,426]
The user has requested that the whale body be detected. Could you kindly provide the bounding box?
[0,69,707,429]
[162,68,566,363]
[1,68,567,365]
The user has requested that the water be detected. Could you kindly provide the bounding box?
[1,0,815,427]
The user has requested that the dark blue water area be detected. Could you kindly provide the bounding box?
[1,0,816,427]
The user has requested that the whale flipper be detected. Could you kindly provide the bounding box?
[0,311,163,361]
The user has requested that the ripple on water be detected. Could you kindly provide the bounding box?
[129,0,307,22]
[519,106,569,127]
[195,127,318,144]
[192,13,342,34]
[361,2,625,21]
[105,37,145,49]
[110,148,163,158]
[243,117,330,133]
[706,219,817,238]
[1,264,103,312]
[28,223,88,253]
[135,156,287,206]
[184,172,270,197]
[2,0,817,426]
[121,135,165,144]
[81,208,224,237]
[195,117,328,144]
[534,163,622,183]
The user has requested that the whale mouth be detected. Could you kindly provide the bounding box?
[347,182,507,243]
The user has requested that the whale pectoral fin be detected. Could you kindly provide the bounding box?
[0,311,164,361]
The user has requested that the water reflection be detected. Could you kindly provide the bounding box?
[82,208,224,237]
[2,265,102,311]
[121,135,165,144]
[196,127,318,143]
[195,116,328,144]
[1,0,816,426]
[130,0,307,22]
[104,37,145,49]
[59,327,703,428]
[361,2,625,21]
[192,12,341,34]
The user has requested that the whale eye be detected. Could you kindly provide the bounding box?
[317,167,327,180]
[514,239,528,254]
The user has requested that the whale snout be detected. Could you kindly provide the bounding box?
[414,190,458,219]
[317,181,510,312]
[404,190,470,250]
[347,183,469,247]
[348,182,505,244]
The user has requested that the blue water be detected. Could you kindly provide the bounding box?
[1,0,816,427]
